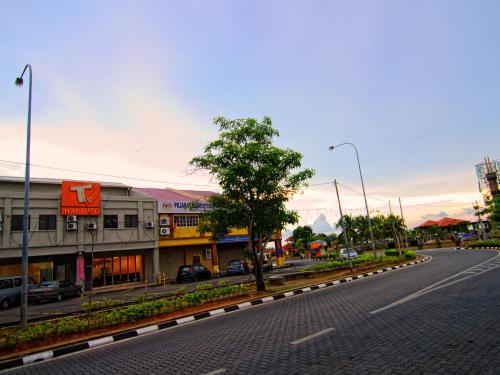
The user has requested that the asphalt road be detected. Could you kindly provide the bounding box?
[0,259,320,325]
[7,249,500,374]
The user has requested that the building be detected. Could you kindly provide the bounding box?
[134,187,250,280]
[0,177,159,289]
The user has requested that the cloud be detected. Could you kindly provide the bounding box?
[421,211,449,220]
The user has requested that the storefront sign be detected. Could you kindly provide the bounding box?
[61,181,101,215]
[158,200,211,214]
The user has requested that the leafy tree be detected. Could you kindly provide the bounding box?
[190,116,314,291]
[336,214,357,245]
[292,226,315,249]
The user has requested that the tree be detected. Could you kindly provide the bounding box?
[336,214,356,244]
[292,225,314,251]
[190,116,314,291]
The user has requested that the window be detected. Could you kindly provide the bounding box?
[204,248,212,260]
[11,215,30,231]
[124,215,138,228]
[0,279,13,289]
[173,215,199,227]
[104,215,119,229]
[39,215,57,230]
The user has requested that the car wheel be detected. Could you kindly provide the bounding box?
[1,299,9,310]
[57,294,62,302]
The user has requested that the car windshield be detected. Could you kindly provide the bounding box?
[229,260,241,266]
[180,266,191,273]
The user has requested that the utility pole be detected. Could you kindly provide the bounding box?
[389,200,402,259]
[333,180,353,271]
[399,198,409,248]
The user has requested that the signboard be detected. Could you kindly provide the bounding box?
[158,200,211,214]
[61,181,101,216]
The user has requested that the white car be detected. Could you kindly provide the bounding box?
[339,248,358,260]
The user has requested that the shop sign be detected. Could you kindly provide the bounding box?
[61,181,101,216]
[158,200,211,214]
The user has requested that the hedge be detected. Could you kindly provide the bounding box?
[0,283,248,350]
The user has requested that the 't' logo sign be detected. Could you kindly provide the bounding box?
[61,181,101,216]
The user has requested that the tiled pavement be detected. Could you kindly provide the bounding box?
[7,249,500,374]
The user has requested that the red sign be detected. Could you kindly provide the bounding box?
[61,181,101,216]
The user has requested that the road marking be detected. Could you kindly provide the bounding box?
[237,302,252,309]
[88,336,113,348]
[203,368,226,375]
[370,254,500,315]
[177,316,195,325]
[291,328,335,345]
[137,325,158,335]
[22,351,53,364]
[209,308,225,317]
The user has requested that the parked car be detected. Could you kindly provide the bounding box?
[28,280,82,303]
[251,253,273,272]
[339,248,359,261]
[0,276,37,309]
[176,264,212,283]
[227,259,250,276]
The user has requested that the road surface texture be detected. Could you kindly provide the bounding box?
[7,249,500,374]
[0,259,320,325]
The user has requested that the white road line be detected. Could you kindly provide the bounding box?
[370,260,500,315]
[203,368,226,375]
[291,328,335,345]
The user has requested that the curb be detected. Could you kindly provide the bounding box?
[0,256,431,372]
[456,246,500,250]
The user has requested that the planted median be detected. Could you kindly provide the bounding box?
[0,282,248,356]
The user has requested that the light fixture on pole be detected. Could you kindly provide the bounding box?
[328,142,377,258]
[15,64,33,330]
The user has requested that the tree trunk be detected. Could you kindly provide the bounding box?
[249,225,266,291]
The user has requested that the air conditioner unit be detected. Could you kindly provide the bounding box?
[160,227,170,236]
[66,222,77,231]
[66,215,77,223]
[160,217,170,226]
[145,221,155,229]
[87,223,97,231]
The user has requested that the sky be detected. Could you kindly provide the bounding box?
[1,0,499,229]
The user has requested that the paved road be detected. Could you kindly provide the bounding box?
[8,249,500,374]
[0,259,320,325]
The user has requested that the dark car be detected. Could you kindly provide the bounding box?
[176,265,212,283]
[227,259,250,276]
[28,280,82,303]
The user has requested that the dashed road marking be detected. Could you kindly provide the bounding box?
[291,328,335,345]
[203,368,226,375]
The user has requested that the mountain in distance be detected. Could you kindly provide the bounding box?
[310,213,336,234]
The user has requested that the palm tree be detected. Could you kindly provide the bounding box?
[336,214,357,245]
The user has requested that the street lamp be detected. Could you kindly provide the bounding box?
[328,142,377,258]
[15,64,33,329]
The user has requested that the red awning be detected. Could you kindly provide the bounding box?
[416,217,469,228]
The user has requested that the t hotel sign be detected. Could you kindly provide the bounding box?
[61,181,101,216]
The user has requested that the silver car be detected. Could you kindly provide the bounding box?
[0,276,37,309]
[339,248,359,261]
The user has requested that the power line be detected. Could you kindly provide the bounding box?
[0,159,219,188]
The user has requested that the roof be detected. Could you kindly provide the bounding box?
[285,236,294,242]
[282,243,292,251]
[133,187,216,203]
[0,176,129,188]
[416,217,469,228]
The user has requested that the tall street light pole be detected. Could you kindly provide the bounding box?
[15,64,33,329]
[329,142,377,258]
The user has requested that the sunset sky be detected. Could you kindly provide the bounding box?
[1,1,499,229]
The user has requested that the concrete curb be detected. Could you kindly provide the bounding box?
[0,256,431,372]
[456,246,500,250]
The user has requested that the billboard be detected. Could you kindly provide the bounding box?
[61,181,101,216]
[158,200,211,214]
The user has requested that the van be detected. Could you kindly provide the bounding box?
[0,276,37,309]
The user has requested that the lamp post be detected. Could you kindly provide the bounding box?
[15,64,33,329]
[328,142,377,258]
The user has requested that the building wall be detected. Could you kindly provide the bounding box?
[0,179,159,283]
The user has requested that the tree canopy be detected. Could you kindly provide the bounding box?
[190,116,314,290]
